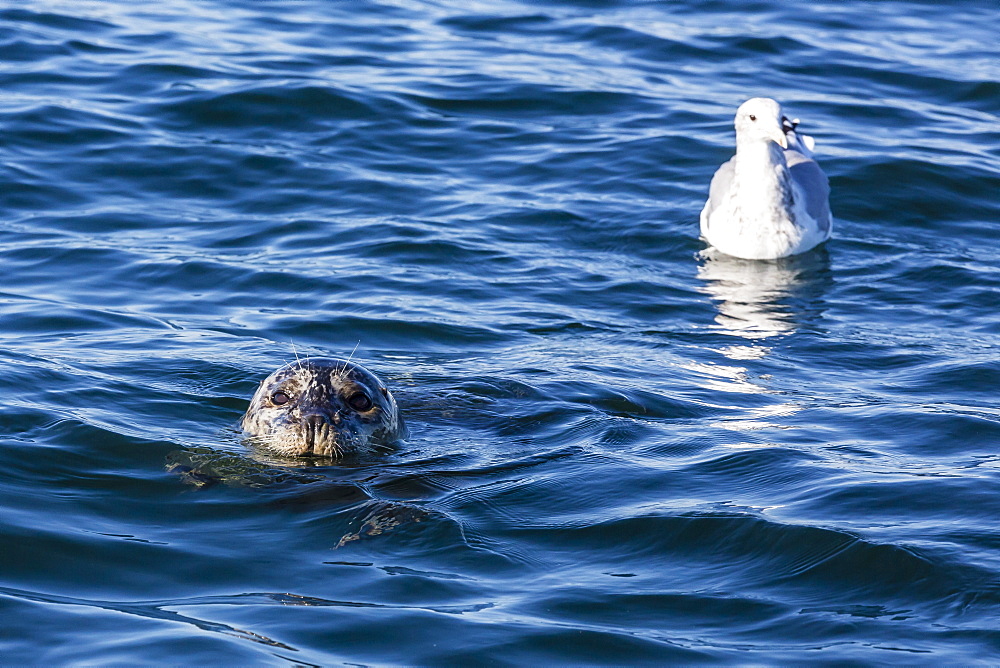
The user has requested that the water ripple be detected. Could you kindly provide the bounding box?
[1,0,998,663]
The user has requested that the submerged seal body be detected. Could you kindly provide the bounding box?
[241,358,405,458]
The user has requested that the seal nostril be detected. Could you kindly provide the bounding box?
[298,414,338,456]
[303,419,316,454]
[302,415,328,453]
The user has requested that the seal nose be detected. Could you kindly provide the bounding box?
[302,414,325,453]
[300,411,340,428]
[301,412,341,455]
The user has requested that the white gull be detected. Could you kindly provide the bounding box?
[700,97,832,260]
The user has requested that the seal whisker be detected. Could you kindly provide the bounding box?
[341,341,361,375]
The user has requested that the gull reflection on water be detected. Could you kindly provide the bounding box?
[697,246,832,354]
[691,247,832,433]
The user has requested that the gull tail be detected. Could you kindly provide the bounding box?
[782,115,816,157]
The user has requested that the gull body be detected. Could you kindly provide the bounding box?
[700,98,832,260]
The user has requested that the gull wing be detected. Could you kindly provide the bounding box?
[700,157,735,234]
[786,149,832,234]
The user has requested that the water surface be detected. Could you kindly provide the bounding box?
[1,0,999,663]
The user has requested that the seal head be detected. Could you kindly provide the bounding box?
[241,358,405,458]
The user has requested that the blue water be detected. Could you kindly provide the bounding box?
[1,0,999,663]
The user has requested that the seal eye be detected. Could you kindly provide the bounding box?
[347,391,372,412]
[271,391,290,406]
[749,114,756,121]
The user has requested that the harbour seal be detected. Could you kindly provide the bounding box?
[241,358,406,458]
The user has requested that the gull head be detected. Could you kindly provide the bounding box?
[735,97,787,149]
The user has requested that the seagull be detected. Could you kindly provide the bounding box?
[700,98,832,260]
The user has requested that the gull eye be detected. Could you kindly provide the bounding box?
[749,114,756,121]
[271,391,290,406]
[347,391,373,412]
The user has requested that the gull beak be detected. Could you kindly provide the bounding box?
[770,125,788,149]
